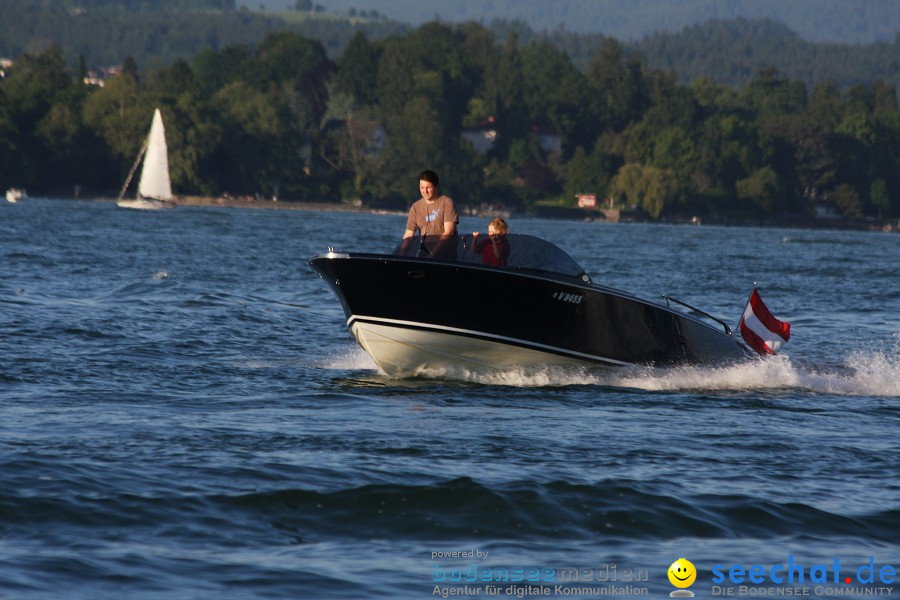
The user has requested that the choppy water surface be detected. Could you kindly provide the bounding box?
[1,198,898,599]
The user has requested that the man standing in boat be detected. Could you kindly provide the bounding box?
[400,170,459,259]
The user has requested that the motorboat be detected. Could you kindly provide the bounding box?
[6,188,26,203]
[309,234,752,377]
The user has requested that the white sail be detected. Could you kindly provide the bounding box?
[117,108,174,209]
[137,108,172,201]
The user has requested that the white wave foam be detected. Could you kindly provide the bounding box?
[315,346,379,371]
[414,351,899,397]
[236,349,378,371]
[313,339,899,397]
[840,345,900,397]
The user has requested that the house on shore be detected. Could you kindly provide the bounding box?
[461,116,562,156]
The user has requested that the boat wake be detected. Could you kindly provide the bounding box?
[611,350,899,397]
[325,341,900,397]
[316,346,380,371]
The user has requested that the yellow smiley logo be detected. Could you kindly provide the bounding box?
[668,558,697,588]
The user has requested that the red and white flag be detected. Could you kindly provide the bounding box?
[739,289,791,355]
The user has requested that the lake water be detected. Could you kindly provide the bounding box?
[1,198,898,599]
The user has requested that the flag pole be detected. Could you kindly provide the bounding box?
[734,282,757,337]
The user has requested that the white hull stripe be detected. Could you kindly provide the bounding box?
[348,315,633,367]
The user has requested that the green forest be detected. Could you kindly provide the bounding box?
[3,1,900,89]
[316,0,900,44]
[1,17,898,221]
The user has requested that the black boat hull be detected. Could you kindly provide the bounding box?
[310,252,751,377]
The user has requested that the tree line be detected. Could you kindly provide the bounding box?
[3,1,899,91]
[324,0,900,44]
[634,18,900,90]
[1,23,897,222]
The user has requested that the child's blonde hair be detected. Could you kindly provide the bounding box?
[489,217,508,233]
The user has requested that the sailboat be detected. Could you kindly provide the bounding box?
[116,108,175,210]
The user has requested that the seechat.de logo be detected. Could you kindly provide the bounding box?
[669,558,697,597]
[711,556,896,586]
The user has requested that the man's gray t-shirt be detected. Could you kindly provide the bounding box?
[406,195,459,236]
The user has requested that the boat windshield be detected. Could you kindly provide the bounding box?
[392,234,589,280]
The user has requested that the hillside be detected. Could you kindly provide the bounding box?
[634,18,900,89]
[311,0,900,44]
[0,1,406,69]
[2,8,898,221]
[1,1,897,89]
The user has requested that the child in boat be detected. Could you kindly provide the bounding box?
[471,217,510,266]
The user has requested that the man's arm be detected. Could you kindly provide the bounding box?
[429,220,457,258]
[398,228,416,254]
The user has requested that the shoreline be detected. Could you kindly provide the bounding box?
[178,195,397,213]
[78,194,397,214]
[45,195,900,233]
[178,196,899,233]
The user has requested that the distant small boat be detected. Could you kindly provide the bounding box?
[6,188,26,203]
[117,108,175,210]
